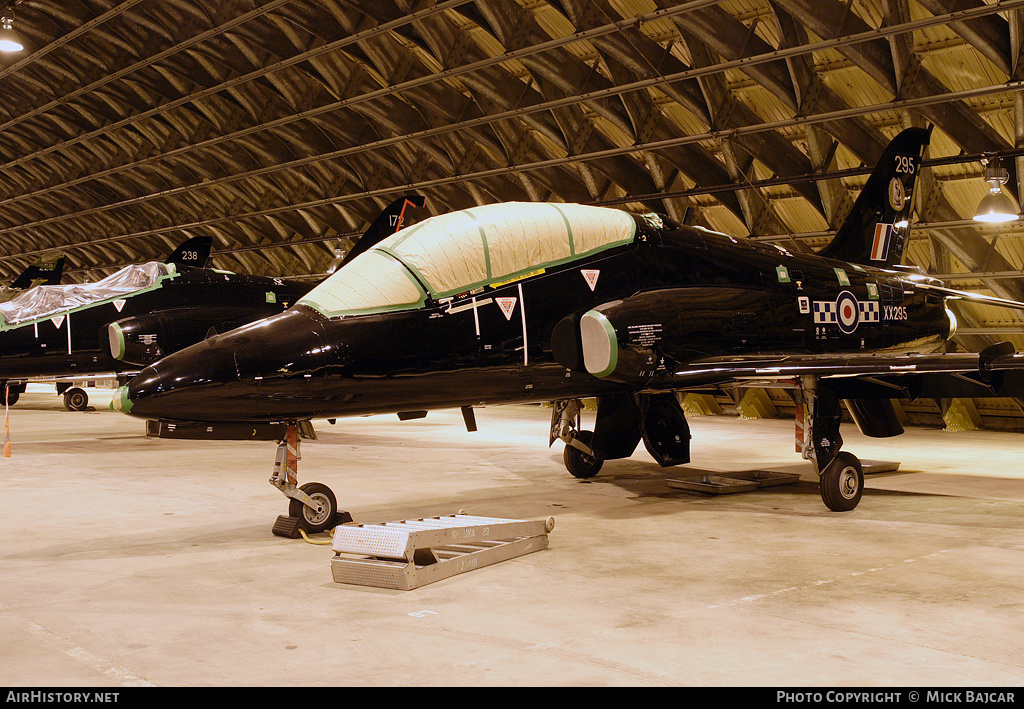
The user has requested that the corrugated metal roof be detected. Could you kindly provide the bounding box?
[0,0,1022,349]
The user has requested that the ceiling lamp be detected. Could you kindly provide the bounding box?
[326,247,345,275]
[0,15,22,52]
[974,158,1020,223]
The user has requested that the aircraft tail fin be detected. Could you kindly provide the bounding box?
[10,254,66,290]
[335,195,426,271]
[818,126,931,268]
[165,236,213,268]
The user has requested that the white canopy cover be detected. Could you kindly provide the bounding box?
[300,202,636,317]
[0,262,171,327]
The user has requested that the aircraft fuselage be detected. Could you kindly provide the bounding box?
[120,217,953,423]
[0,264,311,383]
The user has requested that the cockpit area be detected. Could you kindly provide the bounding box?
[298,202,637,318]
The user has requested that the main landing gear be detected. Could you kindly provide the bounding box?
[818,452,864,512]
[269,421,351,538]
[550,399,603,479]
[2,382,26,406]
[0,382,89,411]
[53,383,89,411]
[550,394,691,480]
[552,382,867,512]
[796,376,864,512]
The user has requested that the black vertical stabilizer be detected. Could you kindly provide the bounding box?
[165,236,213,268]
[338,195,426,269]
[818,126,931,268]
[9,254,66,289]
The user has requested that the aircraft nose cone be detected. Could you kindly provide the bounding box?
[117,339,240,419]
[113,308,330,423]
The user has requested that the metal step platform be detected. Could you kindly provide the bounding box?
[667,470,801,495]
[665,460,902,497]
[330,513,554,590]
[862,459,901,474]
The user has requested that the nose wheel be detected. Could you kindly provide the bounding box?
[287,482,338,533]
[270,422,351,538]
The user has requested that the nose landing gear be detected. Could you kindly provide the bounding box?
[270,421,351,538]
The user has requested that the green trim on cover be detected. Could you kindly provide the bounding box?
[111,385,133,414]
[298,251,428,318]
[395,234,636,301]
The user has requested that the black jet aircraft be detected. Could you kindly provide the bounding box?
[109,197,424,372]
[0,234,311,408]
[0,238,218,406]
[113,126,1024,534]
[0,197,425,410]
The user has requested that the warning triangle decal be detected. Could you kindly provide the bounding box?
[495,297,517,320]
[114,299,127,312]
[581,269,600,291]
[51,315,65,329]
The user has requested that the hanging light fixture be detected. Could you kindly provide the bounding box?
[0,13,22,52]
[973,157,1020,223]
[325,246,345,274]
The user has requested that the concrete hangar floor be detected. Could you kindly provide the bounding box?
[1,385,1023,688]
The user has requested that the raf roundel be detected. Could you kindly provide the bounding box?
[836,290,860,334]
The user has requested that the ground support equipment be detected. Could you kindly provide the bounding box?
[330,513,554,590]
[667,470,800,495]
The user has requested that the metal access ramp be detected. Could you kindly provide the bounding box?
[330,513,554,590]
[666,470,801,495]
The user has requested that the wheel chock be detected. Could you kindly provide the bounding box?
[861,459,900,474]
[273,511,353,538]
[272,515,303,539]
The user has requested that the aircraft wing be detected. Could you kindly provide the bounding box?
[904,280,1024,313]
[663,343,1024,398]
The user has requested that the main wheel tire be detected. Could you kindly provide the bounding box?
[819,452,864,512]
[288,482,338,533]
[564,430,603,479]
[63,387,89,411]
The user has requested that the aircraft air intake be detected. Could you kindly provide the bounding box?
[579,310,617,377]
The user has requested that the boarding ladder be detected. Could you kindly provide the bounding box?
[330,513,554,590]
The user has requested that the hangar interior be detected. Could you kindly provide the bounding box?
[1,0,1024,688]
[4,0,1024,427]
